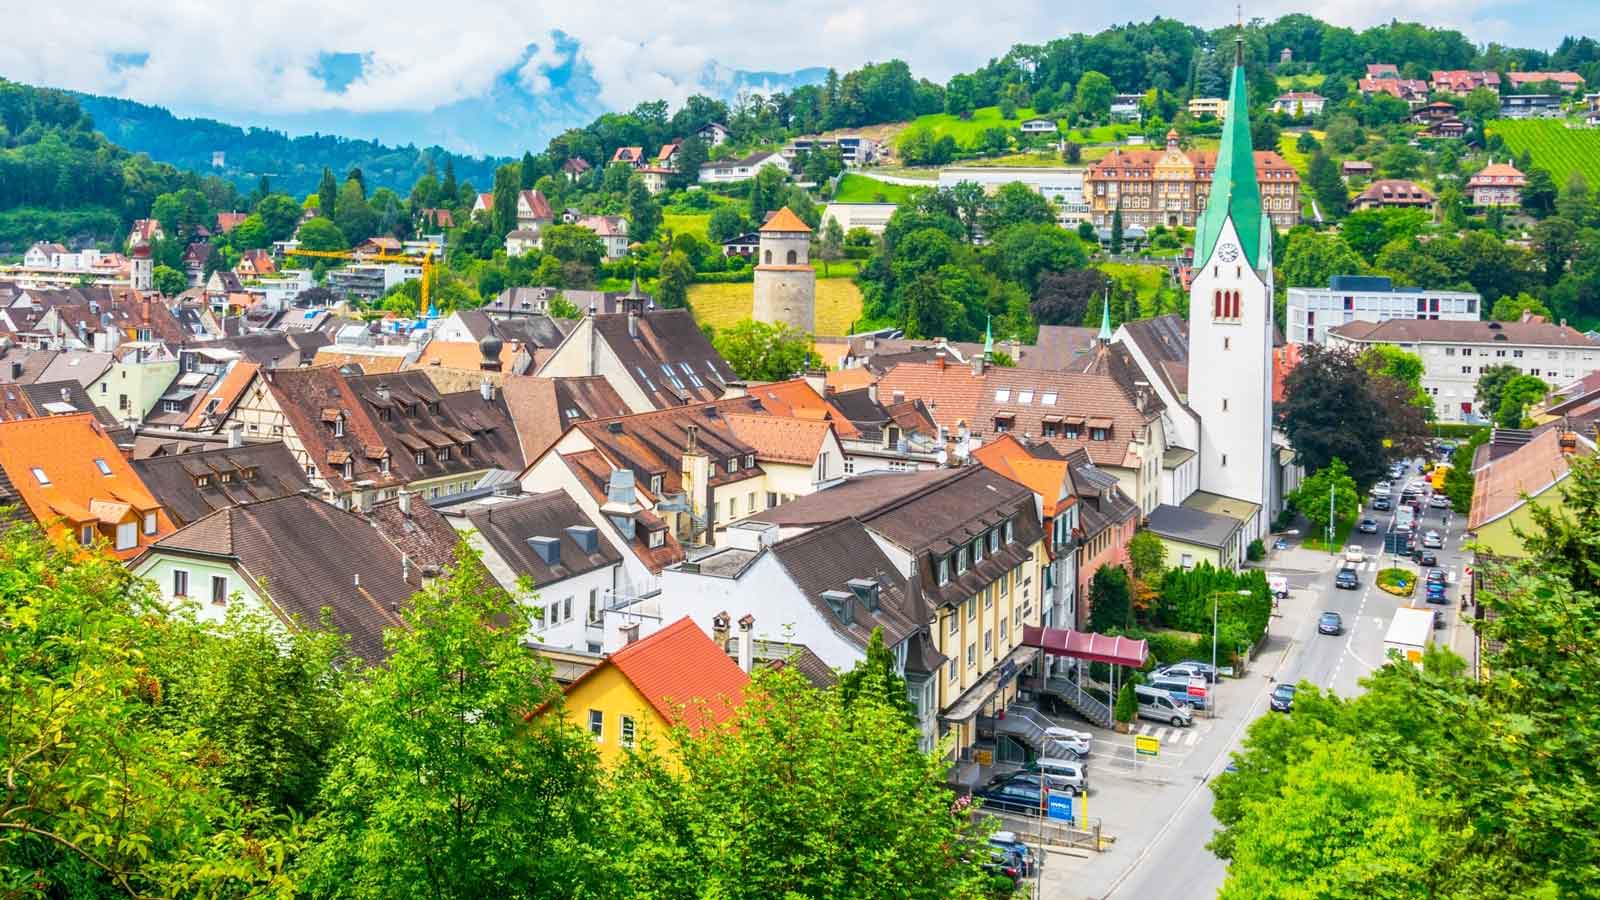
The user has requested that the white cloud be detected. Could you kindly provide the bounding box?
[0,0,1588,126]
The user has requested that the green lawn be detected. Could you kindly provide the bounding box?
[833,173,919,204]
[663,213,710,241]
[907,106,1051,145]
[1488,119,1600,191]
[1275,74,1326,90]
[1066,123,1142,144]
[1276,130,1326,178]
[1098,262,1169,315]
[688,279,863,336]
[957,152,1073,168]
[1303,515,1358,554]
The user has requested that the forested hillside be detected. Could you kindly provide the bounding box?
[0,79,216,253]
[75,92,505,197]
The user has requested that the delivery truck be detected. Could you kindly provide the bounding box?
[1383,606,1435,667]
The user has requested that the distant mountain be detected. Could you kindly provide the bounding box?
[71,52,825,197]
[74,93,507,199]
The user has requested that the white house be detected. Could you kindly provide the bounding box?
[1287,275,1481,345]
[697,122,731,146]
[698,151,789,185]
[505,229,540,257]
[1019,118,1059,134]
[573,215,629,260]
[1271,92,1327,115]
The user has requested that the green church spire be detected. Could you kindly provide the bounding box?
[984,315,994,356]
[1193,36,1266,271]
[1097,290,1113,342]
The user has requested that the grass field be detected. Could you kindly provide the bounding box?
[1276,130,1326,178]
[1067,123,1142,144]
[833,174,919,204]
[688,279,864,337]
[1489,119,1600,189]
[957,152,1073,168]
[907,106,1047,145]
[1275,74,1326,90]
[663,213,710,241]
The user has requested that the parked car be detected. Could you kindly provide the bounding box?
[1134,685,1194,727]
[1272,537,1290,550]
[1371,481,1392,495]
[1358,518,1379,534]
[1269,683,1296,712]
[1344,545,1365,564]
[1318,611,1344,635]
[1430,494,1451,509]
[997,767,1088,798]
[1335,567,1360,590]
[1039,727,1092,759]
[1422,530,1444,549]
[1372,497,1393,511]
[1146,676,1210,711]
[1153,661,1218,684]
[1425,586,1450,605]
[1418,551,1438,567]
[988,832,1037,876]
[982,848,1023,886]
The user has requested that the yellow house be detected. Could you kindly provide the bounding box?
[1467,427,1592,557]
[549,616,748,766]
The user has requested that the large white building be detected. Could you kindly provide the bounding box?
[936,167,1087,223]
[1326,316,1600,423]
[1287,276,1482,345]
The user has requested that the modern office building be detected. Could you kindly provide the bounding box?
[1286,276,1480,345]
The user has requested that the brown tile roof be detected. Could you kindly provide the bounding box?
[132,441,314,526]
[878,355,1160,469]
[182,360,259,429]
[575,616,747,732]
[768,518,930,649]
[1329,317,1596,348]
[260,366,398,493]
[312,349,407,374]
[725,413,833,464]
[500,375,631,463]
[458,489,622,588]
[0,413,175,558]
[364,495,463,572]
[518,190,554,221]
[575,397,768,497]
[560,450,686,573]
[1468,163,1526,186]
[585,309,738,408]
[1355,179,1436,205]
[345,371,524,481]
[1468,428,1591,531]
[148,495,427,661]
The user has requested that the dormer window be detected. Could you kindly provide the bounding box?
[79,524,94,546]
[381,457,391,474]
[937,556,950,585]
[648,529,665,548]
[743,454,754,468]
[415,451,427,466]
[334,416,344,437]
[196,474,211,487]
[650,474,663,495]
[240,467,256,481]
[343,461,353,480]
[989,529,999,553]
[439,446,451,462]
[143,512,157,535]
[727,457,739,474]
[973,536,984,563]
[1003,519,1014,545]
[220,471,234,483]
[1090,428,1108,441]
[957,546,969,574]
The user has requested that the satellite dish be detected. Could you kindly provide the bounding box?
[936,450,949,466]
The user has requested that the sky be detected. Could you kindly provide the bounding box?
[3,1,1594,147]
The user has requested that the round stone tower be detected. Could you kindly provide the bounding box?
[752,207,816,334]
[130,239,154,292]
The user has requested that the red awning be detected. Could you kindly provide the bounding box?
[1021,626,1148,667]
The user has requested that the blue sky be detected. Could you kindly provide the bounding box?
[0,1,1592,153]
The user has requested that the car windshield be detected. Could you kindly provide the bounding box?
[1274,685,1294,698]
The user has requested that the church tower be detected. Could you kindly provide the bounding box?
[752,207,816,334]
[1187,37,1274,539]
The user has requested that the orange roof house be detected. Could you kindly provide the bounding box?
[0,413,175,558]
[544,616,748,765]
[972,433,1077,519]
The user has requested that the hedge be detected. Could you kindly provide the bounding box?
[691,270,756,284]
[1430,423,1489,439]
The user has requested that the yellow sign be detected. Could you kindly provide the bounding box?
[975,749,994,766]
[1135,734,1160,757]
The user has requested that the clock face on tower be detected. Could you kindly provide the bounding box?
[1217,242,1239,263]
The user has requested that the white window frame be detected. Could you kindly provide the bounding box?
[173,568,190,598]
[620,714,636,748]
[588,709,603,742]
[210,575,228,605]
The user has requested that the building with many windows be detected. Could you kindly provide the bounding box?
[1287,276,1481,345]
[1326,315,1600,422]
[1083,130,1299,230]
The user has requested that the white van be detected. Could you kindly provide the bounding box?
[1134,684,1194,727]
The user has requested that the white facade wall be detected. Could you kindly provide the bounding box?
[132,553,266,626]
[1287,286,1481,345]
[1188,217,1274,533]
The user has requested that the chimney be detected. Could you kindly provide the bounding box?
[60,386,71,403]
[824,383,836,395]
[397,490,414,516]
[1560,431,1579,454]
[622,622,640,645]
[892,390,905,405]
[737,613,755,673]
[227,422,244,448]
[971,353,985,376]
[357,491,373,515]
[712,611,730,647]
[627,307,640,339]
[480,378,495,402]
[867,382,878,404]
[685,423,700,455]
[353,572,361,588]
[864,335,876,354]
[935,351,946,371]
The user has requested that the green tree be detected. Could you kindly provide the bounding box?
[656,250,694,309]
[256,193,304,242]
[819,216,845,276]
[749,164,789,222]
[1496,373,1549,427]
[295,216,348,252]
[1075,71,1115,119]
[1339,208,1428,263]
[1128,529,1168,585]
[1442,427,1490,511]
[1533,215,1580,284]
[707,205,748,244]
[1475,364,1521,420]
[335,178,378,243]
[1087,564,1132,633]
[980,181,1056,235]
[233,212,269,250]
[540,224,605,268]
[1279,230,1365,287]
[491,164,519,237]
[625,178,662,245]
[297,552,604,899]
[1490,292,1553,322]
[1360,343,1429,410]
[1463,86,1500,121]
[1280,346,1405,488]
[317,166,338,221]
[1289,457,1361,537]
[836,627,916,728]
[1306,152,1348,218]
[1113,681,1137,724]
[547,294,582,319]
[712,319,815,380]
[1522,167,1559,218]
[984,222,1087,294]
[152,264,188,295]
[519,151,538,190]
[1109,204,1124,255]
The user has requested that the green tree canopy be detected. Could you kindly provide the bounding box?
[295,216,348,252]
[1290,456,1361,536]
[712,319,816,381]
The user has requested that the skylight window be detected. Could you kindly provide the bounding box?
[1017,390,1034,404]
[1041,392,1057,405]
[31,468,49,485]
[995,389,1010,402]
[634,366,655,390]
[94,458,112,476]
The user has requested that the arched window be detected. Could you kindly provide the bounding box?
[1213,290,1222,318]
[1231,291,1241,319]
[763,250,772,264]
[786,249,797,264]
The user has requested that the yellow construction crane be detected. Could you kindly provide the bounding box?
[288,244,439,315]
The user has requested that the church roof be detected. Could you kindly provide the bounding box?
[1194,41,1266,272]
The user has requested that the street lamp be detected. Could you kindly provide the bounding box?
[1210,588,1254,719]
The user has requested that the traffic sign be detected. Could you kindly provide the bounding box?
[1135,734,1160,757]
[1187,676,1207,698]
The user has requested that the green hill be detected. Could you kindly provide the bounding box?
[1488,120,1600,190]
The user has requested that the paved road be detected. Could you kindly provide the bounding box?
[1033,459,1471,899]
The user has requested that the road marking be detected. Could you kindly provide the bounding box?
[1182,730,1199,747]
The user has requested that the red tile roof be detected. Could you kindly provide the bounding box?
[759,207,812,233]
[1469,428,1591,531]
[575,616,747,732]
[725,413,833,464]
[749,378,861,438]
